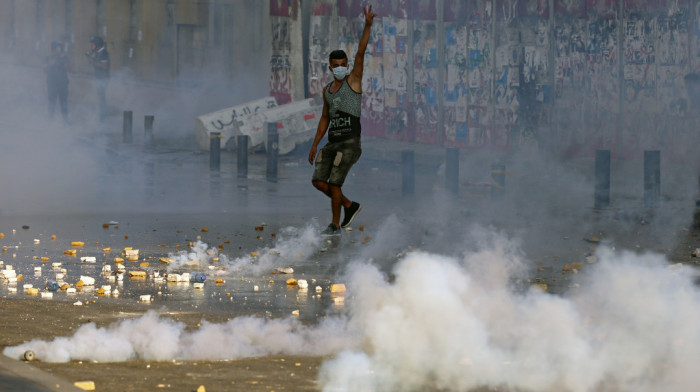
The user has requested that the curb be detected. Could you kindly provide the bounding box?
[0,354,83,392]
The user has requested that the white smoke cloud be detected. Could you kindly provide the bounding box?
[5,227,700,392]
[3,311,358,363]
[320,240,700,392]
[166,225,323,275]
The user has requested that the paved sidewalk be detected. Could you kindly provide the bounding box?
[0,354,82,392]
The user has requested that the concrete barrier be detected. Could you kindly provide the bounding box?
[195,97,278,151]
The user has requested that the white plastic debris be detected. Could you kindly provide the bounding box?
[193,282,204,290]
[81,256,97,263]
[33,239,40,244]
[7,286,17,293]
[34,267,42,273]
[41,292,53,299]
[297,279,309,289]
[52,262,62,268]
[253,285,259,291]
[167,273,182,282]
[102,265,112,274]
[66,287,77,294]
[80,275,95,286]
[275,267,294,274]
[56,273,64,280]
[23,284,33,290]
[72,301,83,306]
[123,249,139,258]
[139,294,152,303]
[315,286,323,293]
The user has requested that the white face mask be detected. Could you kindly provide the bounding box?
[332,66,349,80]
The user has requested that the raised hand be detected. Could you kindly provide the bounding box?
[363,5,376,25]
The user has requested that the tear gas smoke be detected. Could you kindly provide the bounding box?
[166,225,322,275]
[6,228,700,392]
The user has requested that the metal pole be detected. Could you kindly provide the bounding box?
[237,135,249,178]
[144,115,154,151]
[644,150,660,208]
[210,132,221,171]
[122,110,132,143]
[594,150,611,209]
[402,150,415,196]
[490,162,505,200]
[266,123,279,182]
[445,147,459,195]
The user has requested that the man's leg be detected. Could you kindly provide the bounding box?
[58,84,68,121]
[48,84,57,118]
[312,180,351,208]
[329,184,344,227]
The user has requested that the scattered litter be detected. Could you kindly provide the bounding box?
[315,286,323,293]
[63,249,77,256]
[193,282,204,290]
[41,292,53,299]
[23,350,35,361]
[102,265,112,274]
[139,294,152,303]
[286,278,298,286]
[73,300,83,306]
[531,283,548,291]
[33,239,40,244]
[255,225,265,231]
[201,227,209,232]
[51,262,62,268]
[80,275,95,286]
[129,271,147,279]
[66,287,77,294]
[71,241,85,247]
[250,251,260,258]
[291,309,300,317]
[692,248,700,257]
[253,285,259,291]
[330,283,346,294]
[215,278,224,285]
[195,386,206,392]
[275,267,294,274]
[297,279,309,289]
[159,257,174,264]
[23,284,33,290]
[73,381,95,391]
[27,288,39,296]
[80,256,97,263]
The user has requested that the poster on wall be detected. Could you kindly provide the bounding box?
[382,1,412,141]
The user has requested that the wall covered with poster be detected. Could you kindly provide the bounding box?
[274,0,700,161]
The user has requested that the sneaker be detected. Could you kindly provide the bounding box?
[341,202,362,228]
[321,223,341,236]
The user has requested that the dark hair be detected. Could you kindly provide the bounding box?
[328,50,348,64]
[90,36,104,47]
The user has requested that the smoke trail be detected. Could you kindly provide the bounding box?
[3,311,357,363]
[165,225,322,275]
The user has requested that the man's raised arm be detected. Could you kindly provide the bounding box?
[349,5,376,87]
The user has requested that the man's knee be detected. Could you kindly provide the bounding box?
[312,180,326,190]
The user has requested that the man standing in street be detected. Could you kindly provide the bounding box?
[85,36,110,121]
[45,41,69,122]
[308,5,376,236]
